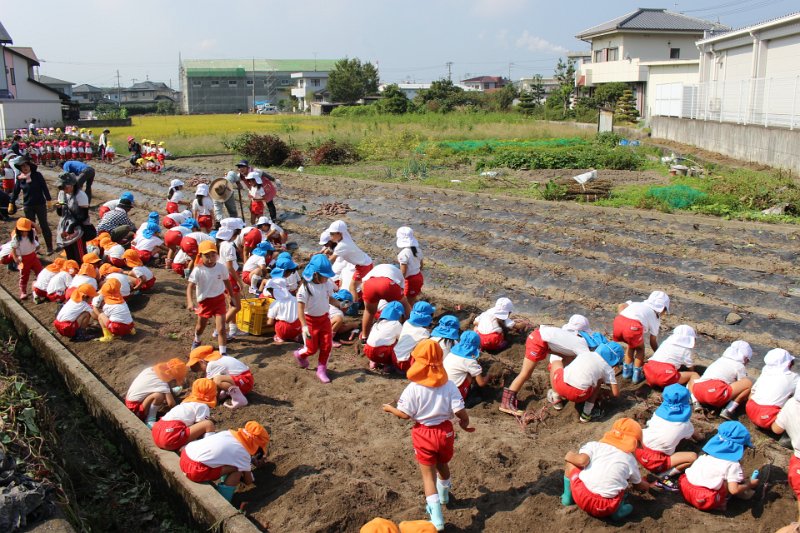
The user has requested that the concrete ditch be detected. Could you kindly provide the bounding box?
[0,287,259,533]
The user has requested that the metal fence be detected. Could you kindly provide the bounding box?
[653,77,800,129]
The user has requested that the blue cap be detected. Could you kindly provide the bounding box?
[209,230,218,239]
[408,301,435,327]
[655,384,692,423]
[380,301,405,322]
[450,331,481,359]
[275,251,298,270]
[333,289,353,302]
[148,211,159,223]
[703,421,752,462]
[270,267,285,279]
[302,254,335,282]
[596,342,624,367]
[181,217,198,230]
[142,221,160,239]
[120,192,134,203]
[252,241,275,257]
[431,314,460,340]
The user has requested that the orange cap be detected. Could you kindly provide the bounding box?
[153,358,188,384]
[99,278,125,305]
[123,249,143,267]
[99,263,122,277]
[82,252,101,265]
[45,257,65,273]
[230,421,269,455]
[599,417,643,454]
[100,237,114,250]
[15,218,32,232]
[398,521,437,533]
[361,518,399,533]
[187,345,222,367]
[183,377,217,407]
[406,339,447,387]
[63,259,79,274]
[78,263,97,278]
[70,283,97,303]
[198,240,217,255]
[97,231,110,241]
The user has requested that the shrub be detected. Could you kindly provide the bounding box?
[540,179,568,200]
[282,149,306,168]
[357,130,422,160]
[311,139,360,165]
[475,144,644,171]
[330,105,379,117]
[223,133,289,167]
[594,131,622,148]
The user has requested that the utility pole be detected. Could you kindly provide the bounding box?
[446,62,453,81]
[508,62,513,81]
[116,70,122,107]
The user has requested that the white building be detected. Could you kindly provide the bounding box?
[379,83,430,101]
[291,71,329,111]
[575,8,727,117]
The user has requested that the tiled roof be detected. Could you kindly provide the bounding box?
[7,46,39,65]
[462,76,505,83]
[576,8,729,39]
[0,21,12,44]
[36,74,74,86]
[73,84,104,93]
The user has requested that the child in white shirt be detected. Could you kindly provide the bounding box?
[771,381,800,516]
[151,378,216,451]
[430,314,460,357]
[396,226,424,304]
[47,260,79,302]
[473,297,517,351]
[394,301,435,372]
[746,348,798,429]
[325,220,373,303]
[643,324,700,388]
[191,184,215,232]
[53,284,97,340]
[124,249,156,292]
[95,278,135,342]
[166,179,187,214]
[32,258,64,303]
[613,290,670,384]
[444,331,488,400]
[125,358,187,426]
[187,241,233,355]
[364,300,404,371]
[188,345,253,409]
[689,340,753,419]
[264,277,301,343]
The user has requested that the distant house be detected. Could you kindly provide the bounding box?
[73,84,105,104]
[0,21,64,136]
[291,71,329,111]
[461,76,508,91]
[103,81,179,106]
[379,83,430,100]
[515,76,560,101]
[36,74,73,98]
[575,8,728,117]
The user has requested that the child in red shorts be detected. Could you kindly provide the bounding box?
[187,241,233,355]
[688,340,753,419]
[562,418,651,520]
[746,348,798,431]
[125,358,187,427]
[264,277,302,343]
[680,421,758,511]
[151,377,216,451]
[443,331,488,400]
[613,290,669,384]
[94,278,135,342]
[642,324,700,388]
[771,381,800,519]
[188,345,253,408]
[383,339,475,532]
[361,263,410,340]
[364,300,404,371]
[180,420,269,501]
[472,297,519,352]
[32,257,64,303]
[53,284,97,340]
[396,226,424,305]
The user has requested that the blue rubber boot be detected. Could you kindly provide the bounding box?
[621,363,633,380]
[610,502,633,520]
[436,478,450,505]
[561,475,574,506]
[426,502,445,531]
[216,483,236,502]
[632,366,644,384]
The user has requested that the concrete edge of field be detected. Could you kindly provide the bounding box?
[0,287,259,533]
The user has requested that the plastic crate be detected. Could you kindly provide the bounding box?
[236,298,273,336]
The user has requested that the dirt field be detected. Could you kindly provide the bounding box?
[3,157,798,532]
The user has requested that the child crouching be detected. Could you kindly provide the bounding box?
[124,358,187,427]
[151,378,216,451]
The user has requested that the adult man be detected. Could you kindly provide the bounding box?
[59,159,96,203]
[55,173,92,261]
[210,171,240,221]
[97,195,135,243]
[127,137,142,167]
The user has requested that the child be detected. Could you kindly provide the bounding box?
[67,263,98,299]
[325,220,373,303]
[32,258,64,303]
[187,241,233,354]
[164,217,197,270]
[473,297,516,351]
[383,339,475,532]
[548,342,624,422]
[430,315,460,357]
[166,179,187,214]
[294,254,347,384]
[187,345,253,408]
[364,301,404,371]
[501,315,591,416]
[104,143,115,162]
[394,301,435,372]
[636,384,700,489]
[163,209,193,230]
[94,278,135,342]
[135,212,160,240]
[216,220,247,339]
[679,421,758,511]
[246,171,265,225]
[151,378,216,451]
[172,249,192,279]
[53,284,97,340]
[443,331,488,400]
[242,241,274,295]
[643,324,700,388]
[191,184,215,232]
[46,260,79,302]
[180,420,269,501]
[180,230,215,261]
[123,249,156,292]
[99,263,131,299]
[360,264,410,339]
[396,226,424,304]
[265,277,301,344]
[562,418,650,520]
[132,222,166,265]
[125,358,187,427]
[273,252,299,293]
[329,289,360,347]
[613,290,670,384]
[689,340,753,419]
[771,381,800,520]
[11,218,42,299]
[746,348,798,429]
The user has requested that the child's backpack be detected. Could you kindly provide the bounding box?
[579,331,610,350]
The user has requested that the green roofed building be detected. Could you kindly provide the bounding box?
[179,58,338,114]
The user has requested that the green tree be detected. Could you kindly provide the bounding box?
[593,82,628,109]
[615,89,640,123]
[156,100,175,115]
[492,83,518,111]
[377,84,409,114]
[553,58,576,113]
[528,74,546,105]
[517,89,537,115]
[414,79,464,112]
[328,58,381,104]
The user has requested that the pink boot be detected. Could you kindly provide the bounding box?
[224,386,249,409]
[293,348,309,369]
[316,364,331,384]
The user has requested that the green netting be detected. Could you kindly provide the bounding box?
[417,137,587,153]
[647,185,707,209]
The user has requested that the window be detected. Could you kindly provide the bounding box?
[192,81,202,87]
[228,80,238,87]
[280,79,290,86]
[594,50,603,63]
[313,79,320,87]
[246,80,253,86]
[607,48,619,61]
[670,48,681,59]
[210,81,220,87]
[9,68,15,85]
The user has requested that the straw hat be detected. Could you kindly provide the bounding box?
[209,177,233,202]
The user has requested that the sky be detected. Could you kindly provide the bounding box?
[2,0,796,89]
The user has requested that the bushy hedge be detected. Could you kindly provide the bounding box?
[311,139,360,165]
[222,133,290,167]
[475,144,644,171]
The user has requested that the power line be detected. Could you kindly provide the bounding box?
[682,0,761,13]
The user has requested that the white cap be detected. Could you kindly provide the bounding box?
[319,230,331,246]
[215,227,234,241]
[563,314,590,333]
[246,171,263,184]
[326,220,348,235]
[396,226,419,248]
[196,184,209,196]
[493,297,514,320]
[170,179,184,188]
[180,209,192,218]
[722,340,753,364]
[669,324,696,348]
[256,216,272,227]
[220,217,245,230]
[645,290,670,313]
[764,348,794,370]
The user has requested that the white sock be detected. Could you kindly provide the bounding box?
[426,494,440,505]
[582,401,595,415]
[228,323,237,334]
[194,333,201,343]
[549,354,563,363]
[146,404,158,421]
[219,345,227,355]
[724,401,739,412]
[437,477,451,488]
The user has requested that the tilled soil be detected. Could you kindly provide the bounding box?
[2,157,798,532]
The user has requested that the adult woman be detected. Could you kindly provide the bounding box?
[10,155,53,254]
[56,173,94,262]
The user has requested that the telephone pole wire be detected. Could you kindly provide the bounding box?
[446,62,453,81]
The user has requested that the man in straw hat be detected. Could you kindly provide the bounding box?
[211,170,241,221]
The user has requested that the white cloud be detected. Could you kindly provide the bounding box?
[198,38,217,51]
[515,31,567,54]
[471,0,526,17]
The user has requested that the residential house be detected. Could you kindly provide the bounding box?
[379,83,431,101]
[575,8,728,118]
[73,84,105,104]
[461,76,508,91]
[35,74,73,98]
[515,76,559,101]
[291,71,329,111]
[179,58,338,114]
[0,21,64,137]
[104,81,179,106]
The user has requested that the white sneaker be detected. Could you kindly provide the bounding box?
[229,328,248,338]
[547,389,565,411]
[248,286,258,295]
[212,330,218,338]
